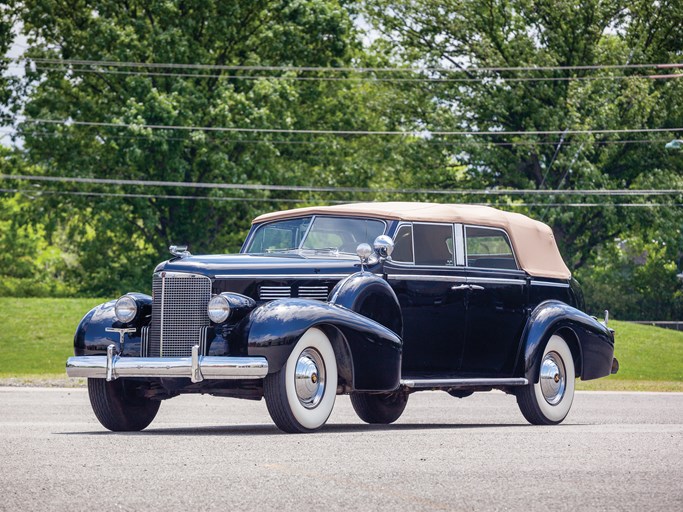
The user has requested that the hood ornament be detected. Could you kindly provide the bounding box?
[169,245,192,259]
[355,243,373,273]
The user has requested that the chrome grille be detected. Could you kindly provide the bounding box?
[140,325,150,357]
[298,286,329,300]
[150,272,211,357]
[259,286,291,300]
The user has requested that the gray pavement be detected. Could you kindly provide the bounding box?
[0,387,681,511]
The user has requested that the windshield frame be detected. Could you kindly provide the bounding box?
[243,215,388,255]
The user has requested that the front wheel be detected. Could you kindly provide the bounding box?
[264,328,338,433]
[350,391,408,424]
[516,334,575,425]
[88,378,160,431]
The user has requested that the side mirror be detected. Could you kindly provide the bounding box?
[373,235,394,259]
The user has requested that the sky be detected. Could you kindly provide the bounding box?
[2,23,27,147]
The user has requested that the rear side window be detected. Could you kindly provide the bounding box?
[465,226,518,270]
[413,224,454,266]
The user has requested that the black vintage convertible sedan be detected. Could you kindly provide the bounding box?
[67,202,618,433]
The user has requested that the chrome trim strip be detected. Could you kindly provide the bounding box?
[467,277,526,286]
[216,274,353,280]
[400,377,529,388]
[387,274,467,283]
[299,215,316,248]
[66,353,269,380]
[329,272,357,304]
[454,223,465,266]
[259,285,292,300]
[530,280,571,288]
[154,271,212,279]
[159,272,166,357]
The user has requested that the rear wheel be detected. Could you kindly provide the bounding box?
[350,391,408,424]
[516,334,575,425]
[264,328,338,433]
[87,378,160,432]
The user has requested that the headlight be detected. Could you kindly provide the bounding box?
[114,295,138,323]
[208,295,231,323]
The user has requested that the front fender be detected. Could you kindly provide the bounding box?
[245,299,402,392]
[519,300,615,382]
[74,294,152,357]
[329,272,403,337]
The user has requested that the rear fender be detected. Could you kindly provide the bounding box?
[246,299,402,392]
[519,300,615,382]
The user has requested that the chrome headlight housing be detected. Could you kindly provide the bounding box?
[114,295,138,323]
[207,294,231,324]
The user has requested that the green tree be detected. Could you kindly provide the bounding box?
[9,0,434,295]
[364,0,683,269]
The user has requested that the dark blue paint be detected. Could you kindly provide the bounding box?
[519,300,615,382]
[245,299,402,391]
[329,272,403,336]
[72,215,617,397]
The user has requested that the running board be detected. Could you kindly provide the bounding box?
[400,377,529,389]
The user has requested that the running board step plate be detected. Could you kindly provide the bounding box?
[400,377,529,389]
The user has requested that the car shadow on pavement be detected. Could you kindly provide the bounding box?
[57,421,547,436]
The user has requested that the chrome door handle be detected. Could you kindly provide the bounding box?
[450,284,486,291]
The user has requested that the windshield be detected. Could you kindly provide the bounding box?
[245,216,386,255]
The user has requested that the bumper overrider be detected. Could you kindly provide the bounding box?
[66,344,268,383]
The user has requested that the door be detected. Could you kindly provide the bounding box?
[385,223,468,375]
[461,226,528,375]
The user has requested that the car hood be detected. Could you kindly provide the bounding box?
[155,253,363,279]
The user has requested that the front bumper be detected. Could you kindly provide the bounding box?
[66,344,268,383]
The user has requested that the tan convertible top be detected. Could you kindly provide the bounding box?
[253,202,571,279]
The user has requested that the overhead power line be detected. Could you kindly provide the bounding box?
[17,117,683,137]
[2,174,682,197]
[1,126,673,147]
[6,57,683,74]
[11,63,683,83]
[0,188,325,203]
[1,188,680,208]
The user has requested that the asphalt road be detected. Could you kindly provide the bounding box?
[0,387,681,512]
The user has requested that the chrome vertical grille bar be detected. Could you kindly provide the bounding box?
[159,273,166,356]
[140,326,150,357]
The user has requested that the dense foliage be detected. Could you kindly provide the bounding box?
[1,0,682,318]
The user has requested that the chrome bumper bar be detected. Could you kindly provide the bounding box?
[66,344,268,383]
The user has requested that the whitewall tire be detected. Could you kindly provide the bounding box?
[517,334,575,425]
[264,328,338,433]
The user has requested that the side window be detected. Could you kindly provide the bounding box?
[465,226,518,270]
[413,224,454,266]
[392,225,414,263]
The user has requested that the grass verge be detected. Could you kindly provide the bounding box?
[0,297,110,377]
[0,299,681,391]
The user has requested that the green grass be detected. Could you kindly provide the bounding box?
[576,319,683,391]
[0,297,111,377]
[0,300,681,391]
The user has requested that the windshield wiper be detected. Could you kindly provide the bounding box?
[265,247,300,253]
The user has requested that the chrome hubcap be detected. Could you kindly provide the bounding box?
[539,351,566,405]
[294,348,325,409]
